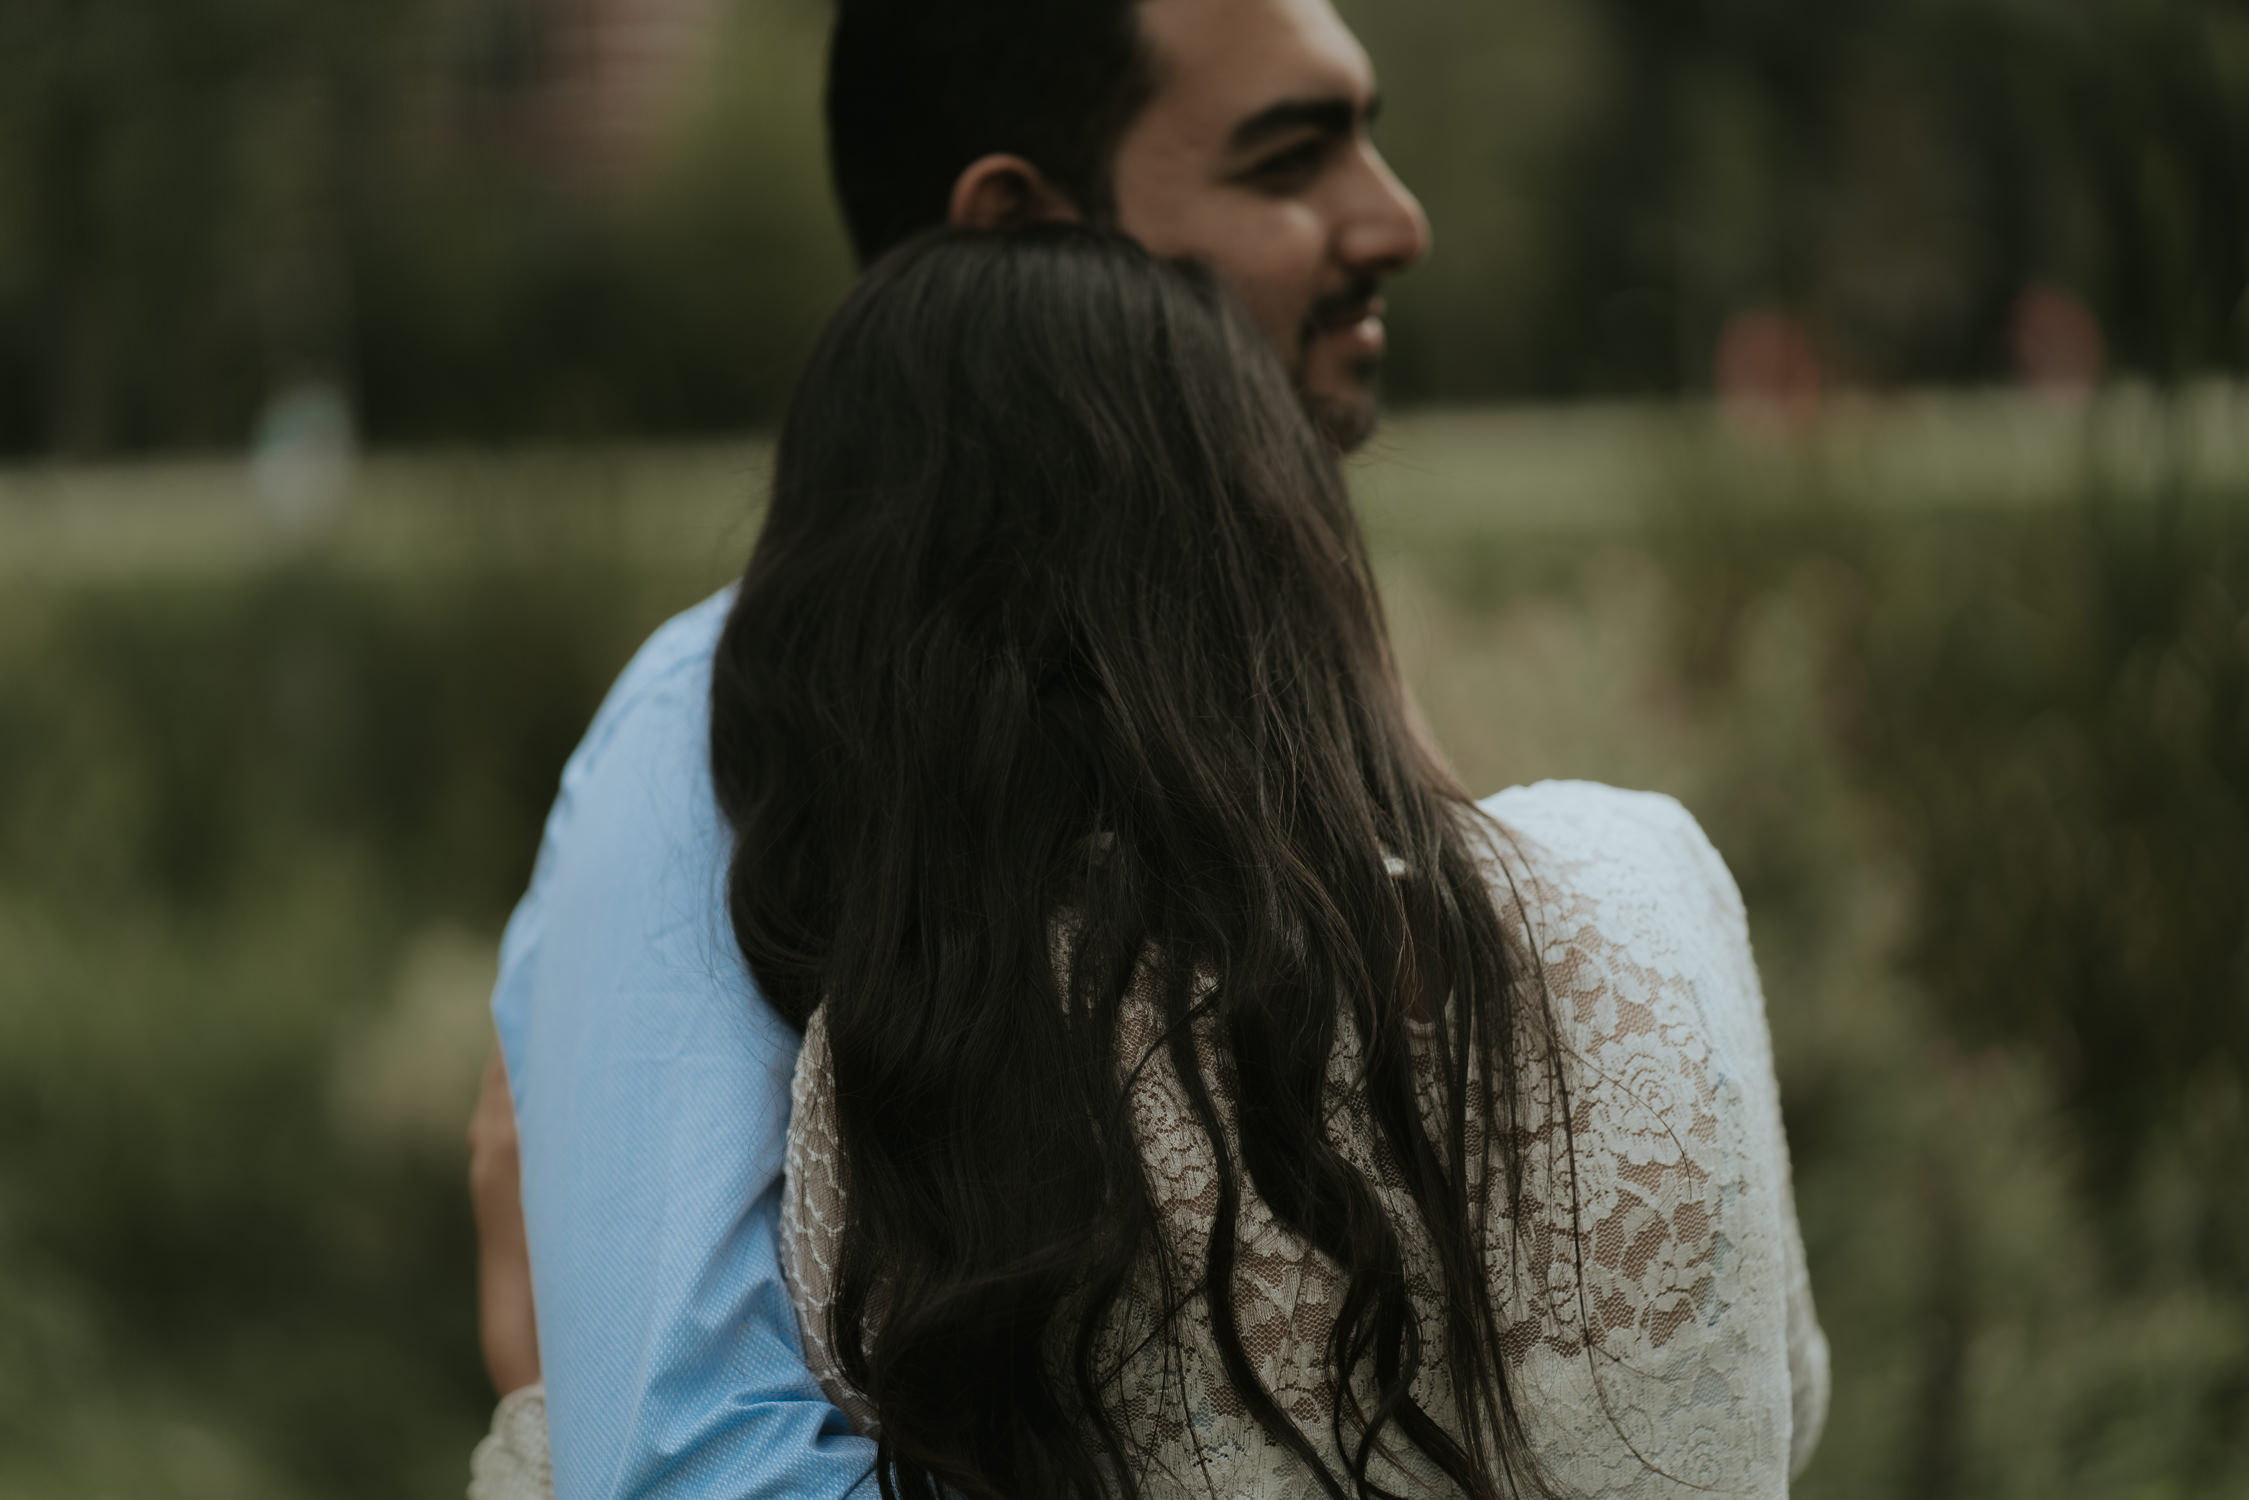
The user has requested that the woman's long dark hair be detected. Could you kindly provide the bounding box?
[710,227,1566,1499]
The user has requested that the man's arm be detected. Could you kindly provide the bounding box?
[491,591,877,1499]
[469,1039,541,1396]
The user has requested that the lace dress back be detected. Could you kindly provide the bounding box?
[779,781,1829,1497]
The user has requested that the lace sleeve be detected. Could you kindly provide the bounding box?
[467,1384,552,1500]
[778,1008,879,1435]
[1470,780,1827,1496]
[1637,792,1831,1476]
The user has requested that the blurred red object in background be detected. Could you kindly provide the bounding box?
[2010,284,2106,400]
[1715,307,1824,433]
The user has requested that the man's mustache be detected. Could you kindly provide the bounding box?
[1302,276,1384,343]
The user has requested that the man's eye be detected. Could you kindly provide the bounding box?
[1247,141,1329,190]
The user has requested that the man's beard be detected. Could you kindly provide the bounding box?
[1303,370,1380,451]
[1294,274,1384,451]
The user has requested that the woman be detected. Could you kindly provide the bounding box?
[476,226,1827,1498]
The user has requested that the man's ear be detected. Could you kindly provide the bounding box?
[949,154,1082,231]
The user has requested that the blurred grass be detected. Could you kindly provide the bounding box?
[3,391,2246,1495]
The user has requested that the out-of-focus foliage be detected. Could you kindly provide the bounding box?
[0,568,682,1500]
[4,395,2246,1493]
[0,0,847,456]
[1352,0,2249,397]
[0,453,764,1497]
[1,0,2242,455]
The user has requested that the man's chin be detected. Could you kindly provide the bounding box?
[1305,379,1380,452]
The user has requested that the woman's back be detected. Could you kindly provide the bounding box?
[468,229,1827,1500]
[782,781,1828,1498]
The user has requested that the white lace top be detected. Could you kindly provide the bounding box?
[472,781,1828,1499]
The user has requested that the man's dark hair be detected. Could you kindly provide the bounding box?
[825,0,1158,265]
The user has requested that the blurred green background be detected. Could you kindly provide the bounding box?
[3,0,2248,1495]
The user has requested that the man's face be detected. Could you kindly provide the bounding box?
[1109,0,1430,449]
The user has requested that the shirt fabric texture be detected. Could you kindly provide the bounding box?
[491,587,879,1500]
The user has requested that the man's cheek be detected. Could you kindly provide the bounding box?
[1205,219,1320,329]
[1233,282,1310,364]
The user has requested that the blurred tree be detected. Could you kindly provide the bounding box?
[0,0,374,452]
[1347,0,2249,398]
[0,0,2242,453]
[0,0,849,457]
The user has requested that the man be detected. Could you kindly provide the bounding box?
[476,0,1428,1491]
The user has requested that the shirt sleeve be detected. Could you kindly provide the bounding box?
[492,590,879,1500]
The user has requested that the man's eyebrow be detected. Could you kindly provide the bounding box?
[1228,94,1379,154]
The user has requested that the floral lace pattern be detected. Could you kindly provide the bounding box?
[779,782,1828,1497]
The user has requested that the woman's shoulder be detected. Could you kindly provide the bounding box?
[1468,778,1764,1086]
[1476,780,1730,888]
[1475,780,1746,944]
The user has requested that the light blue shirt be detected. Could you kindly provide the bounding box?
[491,588,879,1499]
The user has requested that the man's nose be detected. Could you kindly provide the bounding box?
[1335,145,1432,277]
